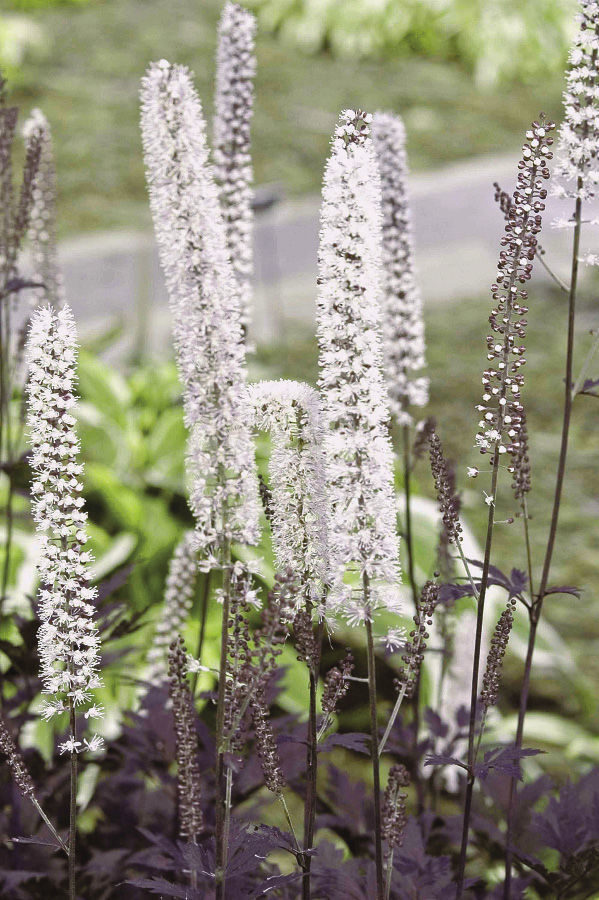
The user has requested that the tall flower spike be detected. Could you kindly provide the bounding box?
[140,61,260,562]
[316,109,401,621]
[22,109,65,308]
[147,531,198,683]
[25,305,103,752]
[475,117,555,462]
[249,380,329,612]
[0,717,35,799]
[428,426,462,547]
[479,599,516,713]
[168,636,204,843]
[381,763,410,849]
[554,1,599,206]
[372,112,427,424]
[396,579,438,700]
[213,2,257,331]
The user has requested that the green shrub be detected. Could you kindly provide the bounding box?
[245,0,577,85]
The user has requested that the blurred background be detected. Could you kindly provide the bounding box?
[2,0,599,769]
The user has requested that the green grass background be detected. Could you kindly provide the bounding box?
[10,0,566,235]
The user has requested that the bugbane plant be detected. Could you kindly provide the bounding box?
[25,304,103,747]
[553,0,599,214]
[168,637,204,846]
[140,60,260,563]
[26,304,103,900]
[213,1,257,331]
[475,118,554,461]
[456,116,555,896]
[147,530,198,683]
[316,108,402,900]
[249,380,328,611]
[316,109,401,622]
[22,108,64,308]
[372,111,428,425]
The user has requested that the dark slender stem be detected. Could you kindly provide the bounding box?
[535,249,569,294]
[504,189,583,897]
[68,702,77,900]
[191,571,211,698]
[402,425,418,611]
[215,541,231,900]
[1,477,14,603]
[455,449,499,898]
[521,497,535,602]
[30,795,69,856]
[365,578,384,900]
[401,424,425,811]
[302,619,323,900]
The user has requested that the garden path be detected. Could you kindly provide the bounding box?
[48,151,598,355]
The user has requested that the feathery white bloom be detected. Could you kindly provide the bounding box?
[553,1,599,207]
[25,305,102,751]
[249,380,329,612]
[213,2,256,331]
[372,112,428,424]
[146,531,198,682]
[22,109,65,308]
[316,110,401,621]
[140,60,260,560]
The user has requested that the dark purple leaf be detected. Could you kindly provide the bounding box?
[475,746,544,781]
[424,754,467,770]
[581,377,599,394]
[319,732,371,755]
[125,876,204,898]
[424,708,449,739]
[544,585,581,598]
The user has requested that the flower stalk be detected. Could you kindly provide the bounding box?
[456,115,554,897]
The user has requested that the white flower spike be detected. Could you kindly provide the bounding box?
[316,109,401,622]
[140,61,261,561]
[26,304,103,752]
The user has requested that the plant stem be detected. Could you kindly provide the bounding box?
[191,571,211,698]
[215,539,232,900]
[1,476,14,604]
[30,796,69,856]
[364,573,384,900]
[68,701,77,900]
[401,425,424,811]
[278,791,302,856]
[521,496,535,602]
[401,425,418,613]
[455,448,500,898]
[222,763,233,878]
[384,848,394,900]
[504,188,583,898]
[535,248,570,294]
[302,619,323,900]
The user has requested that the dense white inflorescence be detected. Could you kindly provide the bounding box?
[553,1,599,265]
[146,531,198,682]
[25,305,103,754]
[372,112,427,425]
[249,380,329,612]
[140,61,260,565]
[22,109,65,308]
[316,110,401,623]
[554,1,599,203]
[213,2,256,331]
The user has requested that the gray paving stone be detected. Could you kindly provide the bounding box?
[43,151,598,354]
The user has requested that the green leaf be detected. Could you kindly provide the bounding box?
[77,350,132,430]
